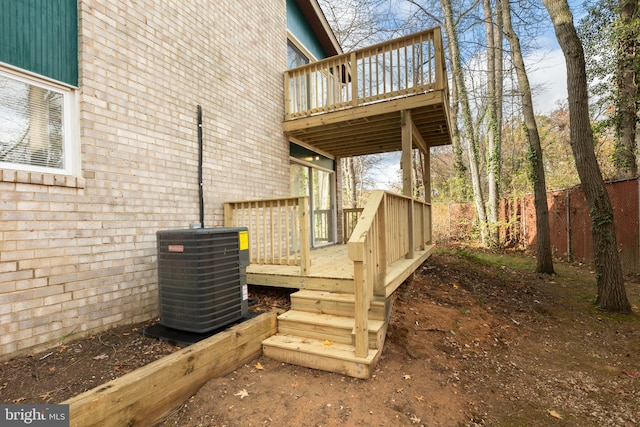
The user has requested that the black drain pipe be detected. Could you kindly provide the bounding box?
[197,105,205,229]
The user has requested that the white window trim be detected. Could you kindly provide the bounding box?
[0,64,80,179]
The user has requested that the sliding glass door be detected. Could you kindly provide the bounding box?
[290,162,336,247]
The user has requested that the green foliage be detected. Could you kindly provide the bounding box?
[578,0,640,177]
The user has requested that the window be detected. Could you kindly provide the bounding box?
[287,40,309,69]
[0,67,77,175]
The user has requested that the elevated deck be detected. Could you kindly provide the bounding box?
[284,27,451,158]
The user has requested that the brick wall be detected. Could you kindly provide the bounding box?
[0,0,289,357]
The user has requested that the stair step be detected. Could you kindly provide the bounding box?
[262,334,380,379]
[277,310,385,349]
[290,290,387,320]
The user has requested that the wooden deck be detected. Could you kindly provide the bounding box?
[226,191,438,378]
[247,243,435,297]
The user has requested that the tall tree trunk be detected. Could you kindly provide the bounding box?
[441,0,488,245]
[450,69,468,198]
[484,0,499,247]
[342,157,358,208]
[503,0,555,274]
[614,0,638,177]
[542,0,631,312]
[493,0,504,240]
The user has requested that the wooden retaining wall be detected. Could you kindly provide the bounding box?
[63,311,277,427]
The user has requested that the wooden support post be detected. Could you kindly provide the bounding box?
[223,203,233,227]
[401,110,415,259]
[299,196,311,275]
[407,198,415,259]
[353,259,369,358]
[284,71,291,119]
[374,194,387,296]
[433,27,444,91]
[350,52,358,107]
[423,148,432,245]
[401,110,413,198]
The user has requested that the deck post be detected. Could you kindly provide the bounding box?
[299,196,311,275]
[350,52,358,107]
[375,193,387,296]
[401,111,415,259]
[353,259,369,358]
[223,203,233,227]
[423,147,432,245]
[284,71,291,120]
[433,27,444,91]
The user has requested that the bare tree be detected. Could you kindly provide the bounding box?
[502,0,554,274]
[542,0,631,312]
[440,0,489,245]
[484,0,504,246]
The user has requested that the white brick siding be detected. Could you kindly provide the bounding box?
[0,0,289,357]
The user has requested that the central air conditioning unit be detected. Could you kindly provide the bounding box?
[156,227,249,333]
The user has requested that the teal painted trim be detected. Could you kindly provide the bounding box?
[286,0,328,60]
[0,0,78,86]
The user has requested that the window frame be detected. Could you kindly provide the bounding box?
[0,64,79,178]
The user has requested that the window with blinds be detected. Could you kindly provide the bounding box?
[0,68,73,173]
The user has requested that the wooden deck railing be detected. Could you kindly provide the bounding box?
[347,191,432,357]
[224,197,311,275]
[285,27,447,120]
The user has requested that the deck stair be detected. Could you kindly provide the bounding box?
[262,289,393,379]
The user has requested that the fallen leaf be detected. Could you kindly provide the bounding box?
[49,367,56,373]
[323,340,333,346]
[234,389,249,399]
[415,395,424,402]
[255,362,264,370]
[403,374,411,380]
[452,283,459,289]
[548,410,563,419]
[93,353,109,360]
[622,370,639,379]
[396,388,404,393]
[12,397,26,403]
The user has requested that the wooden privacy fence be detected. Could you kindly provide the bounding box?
[347,190,432,357]
[224,196,310,275]
[433,178,640,273]
[285,27,447,119]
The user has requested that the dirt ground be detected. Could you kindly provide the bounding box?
[2,246,640,426]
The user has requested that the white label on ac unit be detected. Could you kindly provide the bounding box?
[242,284,248,301]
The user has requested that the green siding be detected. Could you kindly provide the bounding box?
[0,0,78,86]
[286,0,328,60]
